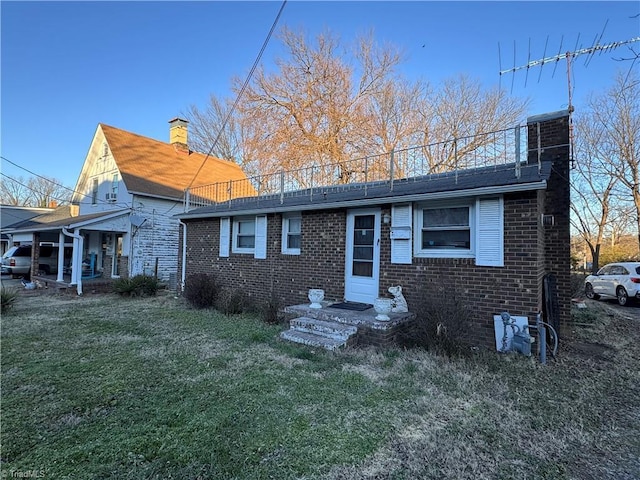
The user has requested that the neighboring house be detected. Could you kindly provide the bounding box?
[4,118,252,293]
[1,205,55,255]
[177,111,571,349]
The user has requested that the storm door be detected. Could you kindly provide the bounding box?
[344,209,380,304]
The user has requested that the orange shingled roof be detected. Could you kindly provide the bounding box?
[100,124,255,201]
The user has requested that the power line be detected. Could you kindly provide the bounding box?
[0,158,129,209]
[1,155,82,199]
[3,0,288,219]
[186,0,287,191]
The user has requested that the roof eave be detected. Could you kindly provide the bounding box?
[3,209,130,233]
[177,180,547,220]
[129,190,184,202]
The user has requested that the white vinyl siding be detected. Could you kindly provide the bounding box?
[475,197,504,267]
[219,217,230,257]
[390,204,412,264]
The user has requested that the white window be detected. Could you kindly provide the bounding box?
[111,174,119,194]
[91,178,99,205]
[281,214,301,255]
[232,215,267,258]
[413,197,504,265]
[233,217,256,254]
[414,202,474,258]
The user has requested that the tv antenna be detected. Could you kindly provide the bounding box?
[499,32,640,165]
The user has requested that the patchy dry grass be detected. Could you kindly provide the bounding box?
[1,291,639,479]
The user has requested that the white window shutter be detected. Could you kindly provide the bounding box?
[254,215,267,259]
[476,198,503,267]
[219,217,230,257]
[391,204,412,264]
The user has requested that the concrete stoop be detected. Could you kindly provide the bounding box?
[280,316,358,351]
[280,302,414,351]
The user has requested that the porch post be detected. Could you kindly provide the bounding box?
[56,231,65,282]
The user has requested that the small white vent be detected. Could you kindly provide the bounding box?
[105,193,117,203]
[541,214,555,227]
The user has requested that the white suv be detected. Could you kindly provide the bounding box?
[1,244,60,278]
[585,262,640,306]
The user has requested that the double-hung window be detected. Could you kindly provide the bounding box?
[281,214,301,254]
[111,174,119,194]
[415,203,473,257]
[226,216,267,258]
[233,217,256,254]
[91,178,99,205]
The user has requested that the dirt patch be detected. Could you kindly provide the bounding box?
[567,341,617,362]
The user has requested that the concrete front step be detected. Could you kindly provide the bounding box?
[280,316,359,350]
[290,316,358,340]
[280,329,349,351]
[283,304,375,326]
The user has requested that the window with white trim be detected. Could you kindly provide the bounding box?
[281,214,301,254]
[412,197,504,265]
[91,178,99,205]
[232,217,256,254]
[414,202,474,258]
[111,174,119,194]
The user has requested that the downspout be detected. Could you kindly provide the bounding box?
[62,226,83,296]
[178,219,187,292]
[56,231,65,282]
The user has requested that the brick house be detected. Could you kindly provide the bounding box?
[177,111,570,349]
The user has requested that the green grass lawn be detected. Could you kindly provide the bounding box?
[1,292,639,479]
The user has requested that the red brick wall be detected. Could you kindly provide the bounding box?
[180,113,571,349]
[528,113,571,336]
[182,210,347,306]
[378,192,543,348]
[182,193,544,348]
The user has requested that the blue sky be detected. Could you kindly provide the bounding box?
[1,1,638,192]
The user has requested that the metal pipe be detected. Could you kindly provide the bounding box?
[178,219,187,292]
[537,311,546,364]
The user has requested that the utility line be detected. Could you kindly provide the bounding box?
[2,0,288,219]
[186,0,287,191]
[2,155,81,199]
[0,162,128,209]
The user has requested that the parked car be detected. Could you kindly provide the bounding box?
[584,262,640,306]
[1,244,61,278]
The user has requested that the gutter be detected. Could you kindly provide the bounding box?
[177,180,547,220]
[178,219,187,292]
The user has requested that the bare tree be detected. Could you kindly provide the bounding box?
[570,113,619,272]
[0,175,69,207]
[186,27,528,190]
[418,75,528,173]
[587,71,640,250]
[1,175,32,205]
[235,28,405,186]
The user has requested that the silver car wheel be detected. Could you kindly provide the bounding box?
[616,286,628,306]
[585,283,599,300]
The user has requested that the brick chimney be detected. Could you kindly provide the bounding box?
[169,117,189,153]
[526,109,571,339]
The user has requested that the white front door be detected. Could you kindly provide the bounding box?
[344,209,381,304]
